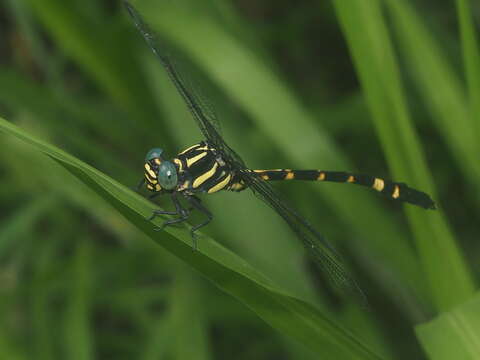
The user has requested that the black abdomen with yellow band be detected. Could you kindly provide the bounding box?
[144,142,435,210]
[241,169,435,210]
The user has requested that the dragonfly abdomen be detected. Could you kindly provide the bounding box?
[248,169,436,210]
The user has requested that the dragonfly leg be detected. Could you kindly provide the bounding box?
[147,204,178,221]
[147,208,178,221]
[148,192,190,230]
[155,211,189,231]
[146,192,169,220]
[184,194,213,250]
[186,194,202,211]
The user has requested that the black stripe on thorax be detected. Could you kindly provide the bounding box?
[175,143,235,193]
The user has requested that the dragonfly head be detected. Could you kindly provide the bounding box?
[145,147,164,163]
[144,148,178,191]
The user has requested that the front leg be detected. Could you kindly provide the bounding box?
[147,192,179,221]
[147,192,190,230]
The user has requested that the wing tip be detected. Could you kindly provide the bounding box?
[122,0,134,15]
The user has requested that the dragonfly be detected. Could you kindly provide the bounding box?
[124,1,435,300]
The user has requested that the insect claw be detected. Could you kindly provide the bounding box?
[154,221,170,232]
[191,230,199,251]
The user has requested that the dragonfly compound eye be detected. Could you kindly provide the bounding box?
[145,148,164,162]
[157,161,178,190]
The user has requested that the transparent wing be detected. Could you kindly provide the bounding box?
[243,171,367,303]
[124,1,222,140]
[125,1,363,302]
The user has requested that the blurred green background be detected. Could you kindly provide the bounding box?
[1,0,479,359]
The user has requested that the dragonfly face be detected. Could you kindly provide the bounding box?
[144,148,179,192]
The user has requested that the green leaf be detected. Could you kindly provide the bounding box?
[0,116,385,359]
[24,0,157,126]
[64,240,93,360]
[416,292,480,359]
[0,196,55,256]
[332,0,475,312]
[168,266,211,360]
[384,0,480,181]
[31,232,62,360]
[455,0,480,143]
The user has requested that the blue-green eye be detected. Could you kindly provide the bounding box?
[145,148,164,162]
[157,161,178,190]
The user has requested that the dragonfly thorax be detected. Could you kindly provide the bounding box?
[169,141,240,195]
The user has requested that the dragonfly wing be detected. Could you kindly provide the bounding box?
[124,1,222,141]
[245,172,366,303]
[125,1,364,303]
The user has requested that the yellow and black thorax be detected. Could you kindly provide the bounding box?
[144,141,240,195]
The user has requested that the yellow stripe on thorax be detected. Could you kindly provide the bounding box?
[173,158,183,172]
[186,151,208,167]
[208,174,232,194]
[178,180,190,191]
[253,169,282,173]
[193,162,218,188]
[178,143,200,155]
[229,182,245,191]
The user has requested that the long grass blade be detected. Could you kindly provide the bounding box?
[0,116,386,360]
[455,0,480,142]
[416,291,480,359]
[384,0,480,182]
[332,0,475,311]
